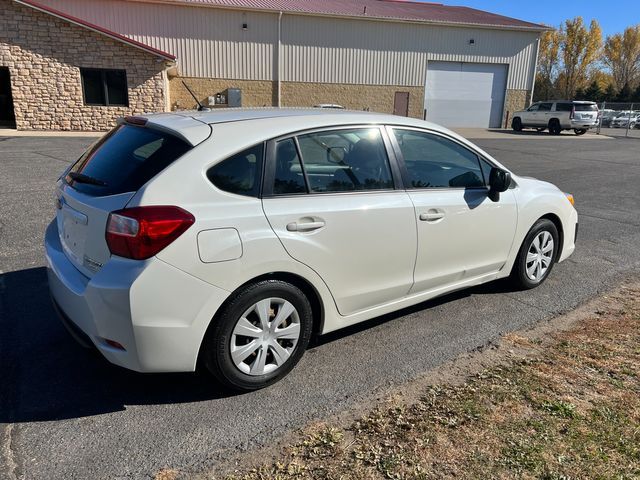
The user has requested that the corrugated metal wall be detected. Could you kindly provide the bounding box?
[36,0,539,90]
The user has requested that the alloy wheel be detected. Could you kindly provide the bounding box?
[230,297,301,376]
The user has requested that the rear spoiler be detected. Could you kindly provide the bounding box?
[117,114,211,147]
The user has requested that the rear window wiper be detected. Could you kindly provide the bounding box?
[68,172,108,186]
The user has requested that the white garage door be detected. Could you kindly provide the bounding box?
[425,62,508,128]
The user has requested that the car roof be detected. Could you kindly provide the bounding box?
[133,108,444,146]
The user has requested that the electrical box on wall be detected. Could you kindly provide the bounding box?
[208,88,242,108]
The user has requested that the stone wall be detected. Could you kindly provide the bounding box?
[282,82,424,119]
[169,77,425,119]
[503,89,530,128]
[0,0,168,131]
[169,77,276,110]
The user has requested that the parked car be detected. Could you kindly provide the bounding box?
[599,109,616,128]
[511,100,599,135]
[610,111,640,129]
[46,109,578,391]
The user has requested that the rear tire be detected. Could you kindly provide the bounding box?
[203,280,313,391]
[574,128,587,136]
[512,117,523,132]
[510,219,559,290]
[548,119,562,135]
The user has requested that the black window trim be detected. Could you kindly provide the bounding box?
[386,125,496,192]
[262,124,405,198]
[80,67,129,107]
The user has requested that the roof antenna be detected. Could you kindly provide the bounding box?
[182,80,210,111]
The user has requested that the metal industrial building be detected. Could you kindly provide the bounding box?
[1,0,546,131]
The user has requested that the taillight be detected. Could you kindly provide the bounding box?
[106,206,195,260]
[570,107,575,119]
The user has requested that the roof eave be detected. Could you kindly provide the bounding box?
[14,0,177,61]
[123,0,549,32]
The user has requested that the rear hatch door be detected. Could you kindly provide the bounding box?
[56,123,193,278]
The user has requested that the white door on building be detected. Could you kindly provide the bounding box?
[425,61,508,128]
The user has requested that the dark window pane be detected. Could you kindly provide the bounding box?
[81,69,105,105]
[208,144,263,197]
[539,102,553,111]
[66,125,192,196]
[105,70,128,106]
[556,103,573,112]
[574,103,598,111]
[393,129,485,189]
[274,139,306,194]
[296,128,393,193]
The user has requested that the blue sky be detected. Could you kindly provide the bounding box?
[438,0,640,37]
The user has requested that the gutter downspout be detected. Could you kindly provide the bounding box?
[277,11,282,107]
[529,36,541,106]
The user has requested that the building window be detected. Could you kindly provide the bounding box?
[80,68,128,106]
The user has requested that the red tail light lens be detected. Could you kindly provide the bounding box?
[106,206,195,260]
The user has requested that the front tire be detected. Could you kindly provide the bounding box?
[203,280,313,391]
[512,117,523,132]
[510,219,559,290]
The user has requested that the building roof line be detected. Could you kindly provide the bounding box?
[13,0,177,61]
[124,0,549,32]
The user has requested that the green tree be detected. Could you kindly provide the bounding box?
[559,17,603,98]
[604,83,617,102]
[575,87,586,100]
[584,80,603,102]
[633,84,640,102]
[603,25,640,91]
[615,82,633,102]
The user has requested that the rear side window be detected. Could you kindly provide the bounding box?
[65,125,191,196]
[555,103,573,112]
[207,144,264,197]
[538,103,553,111]
[274,139,306,194]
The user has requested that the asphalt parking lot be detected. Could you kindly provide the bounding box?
[1,133,639,479]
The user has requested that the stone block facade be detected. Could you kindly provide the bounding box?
[503,89,530,128]
[282,82,424,119]
[0,0,168,131]
[170,76,424,119]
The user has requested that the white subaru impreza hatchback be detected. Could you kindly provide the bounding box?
[46,109,578,390]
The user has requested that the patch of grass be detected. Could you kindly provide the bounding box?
[224,285,640,480]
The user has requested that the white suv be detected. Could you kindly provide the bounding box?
[512,100,599,135]
[46,109,578,390]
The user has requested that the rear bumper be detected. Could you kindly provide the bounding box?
[570,121,597,129]
[45,220,230,372]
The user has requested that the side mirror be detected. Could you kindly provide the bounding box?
[488,167,511,201]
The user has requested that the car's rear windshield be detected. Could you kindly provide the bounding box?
[574,103,598,111]
[65,124,192,196]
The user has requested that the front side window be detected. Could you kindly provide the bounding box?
[295,128,393,193]
[392,129,485,189]
[80,68,128,106]
[207,144,264,197]
[527,104,539,112]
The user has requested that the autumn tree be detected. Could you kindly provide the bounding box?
[535,28,562,100]
[603,25,640,91]
[559,17,602,98]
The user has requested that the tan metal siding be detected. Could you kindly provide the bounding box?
[36,0,539,89]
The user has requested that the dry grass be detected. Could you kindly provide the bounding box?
[224,285,640,480]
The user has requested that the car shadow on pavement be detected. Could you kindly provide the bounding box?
[0,267,235,424]
[0,267,520,424]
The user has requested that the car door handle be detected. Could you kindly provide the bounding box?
[286,220,326,232]
[419,212,445,222]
